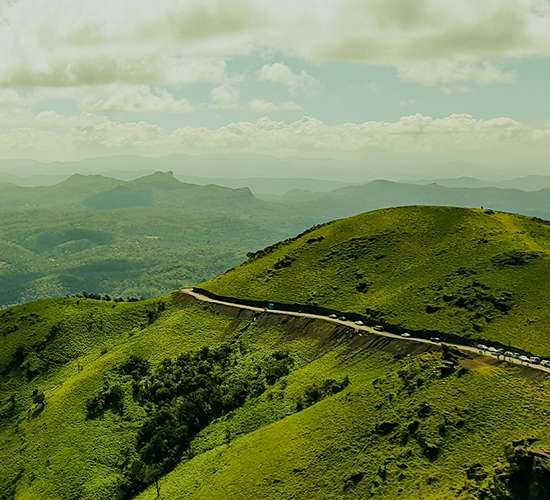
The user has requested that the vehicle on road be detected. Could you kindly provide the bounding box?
[329,314,338,319]
[339,316,347,321]
[267,303,275,310]
[476,344,488,350]
[430,336,441,342]
[401,332,411,338]
[374,325,384,331]
[355,320,364,326]
[530,357,541,364]
[519,355,530,362]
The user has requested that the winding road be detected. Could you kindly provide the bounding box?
[181,288,550,375]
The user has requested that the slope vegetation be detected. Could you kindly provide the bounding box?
[205,206,550,356]
[1,293,548,499]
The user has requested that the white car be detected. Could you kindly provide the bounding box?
[329,314,338,319]
[401,332,411,338]
[339,316,347,321]
[519,355,530,362]
[355,320,364,326]
[430,337,441,342]
[374,325,384,331]
[530,357,541,364]
[541,360,550,367]
[488,347,498,353]
[477,344,488,350]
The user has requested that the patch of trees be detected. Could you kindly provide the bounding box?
[74,292,142,302]
[295,376,350,411]
[85,382,124,418]
[114,345,293,497]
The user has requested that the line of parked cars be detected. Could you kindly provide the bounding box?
[475,344,550,367]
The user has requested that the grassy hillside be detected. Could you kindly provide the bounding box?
[1,292,548,499]
[205,206,550,356]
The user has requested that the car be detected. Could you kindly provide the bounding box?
[504,351,514,357]
[430,337,441,342]
[267,303,275,310]
[541,360,550,367]
[530,357,541,364]
[401,332,411,338]
[476,344,488,350]
[374,325,384,331]
[488,347,498,353]
[354,320,364,326]
[519,355,530,362]
[339,316,347,321]
[329,314,338,319]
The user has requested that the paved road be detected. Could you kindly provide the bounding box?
[181,288,550,375]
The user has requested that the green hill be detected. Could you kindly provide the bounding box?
[205,206,550,356]
[1,291,549,499]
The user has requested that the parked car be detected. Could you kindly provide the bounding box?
[339,316,347,321]
[430,336,441,342]
[401,332,411,338]
[267,303,275,310]
[374,325,384,331]
[530,357,541,364]
[329,314,338,319]
[355,320,364,326]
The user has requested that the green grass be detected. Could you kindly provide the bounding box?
[205,206,550,356]
[1,292,548,499]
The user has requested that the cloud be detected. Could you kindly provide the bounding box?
[247,99,301,113]
[1,0,549,88]
[257,63,317,91]
[1,111,548,162]
[80,85,193,113]
[210,83,240,109]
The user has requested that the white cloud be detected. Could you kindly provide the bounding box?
[247,99,301,113]
[80,85,193,113]
[1,111,549,162]
[210,83,240,109]
[1,0,548,88]
[257,63,317,91]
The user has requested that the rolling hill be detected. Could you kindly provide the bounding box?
[1,286,548,499]
[205,206,550,356]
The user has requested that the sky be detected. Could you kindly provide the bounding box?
[0,0,550,179]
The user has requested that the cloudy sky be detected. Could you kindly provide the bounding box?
[1,0,550,179]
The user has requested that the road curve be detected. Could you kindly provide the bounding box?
[181,288,550,375]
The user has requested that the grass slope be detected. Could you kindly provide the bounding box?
[1,293,549,499]
[205,206,550,356]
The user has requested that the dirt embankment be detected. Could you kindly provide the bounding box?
[174,290,437,359]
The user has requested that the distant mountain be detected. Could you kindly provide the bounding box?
[83,171,257,210]
[176,175,351,195]
[293,180,550,221]
[412,176,493,189]
[0,171,259,212]
[0,174,124,210]
[497,175,550,191]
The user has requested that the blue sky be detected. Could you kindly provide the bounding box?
[0,0,549,179]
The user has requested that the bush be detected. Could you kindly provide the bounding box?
[85,382,124,419]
